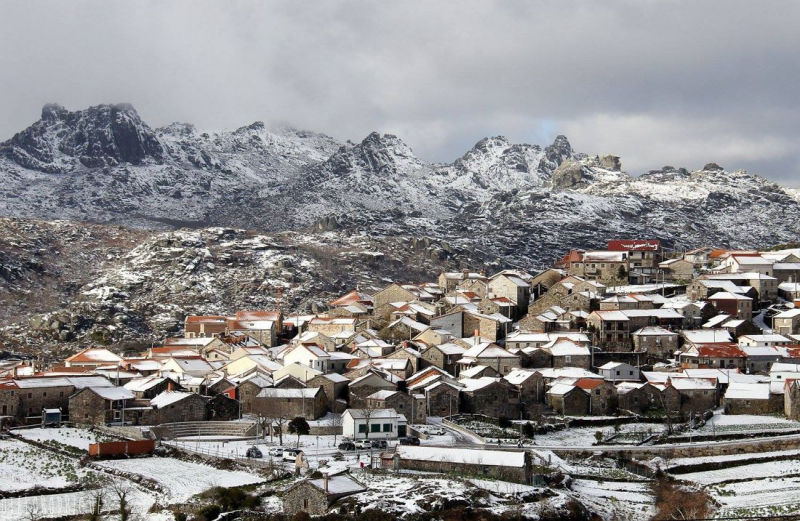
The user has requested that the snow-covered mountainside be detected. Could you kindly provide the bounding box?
[0,219,474,355]
[1,103,799,268]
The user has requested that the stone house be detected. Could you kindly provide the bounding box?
[784,379,800,420]
[424,381,460,417]
[587,310,631,350]
[669,378,718,419]
[522,348,553,369]
[283,472,365,516]
[658,258,695,281]
[413,327,452,347]
[778,282,800,301]
[547,384,589,416]
[568,250,630,282]
[385,346,422,374]
[347,371,397,408]
[11,375,114,423]
[679,343,747,371]
[373,284,418,317]
[124,376,183,400]
[545,338,591,370]
[488,271,532,317]
[69,386,136,425]
[459,378,517,419]
[307,373,349,410]
[504,369,545,419]
[253,387,328,420]
[0,381,18,419]
[386,446,532,484]
[457,342,520,376]
[774,309,800,336]
[631,326,679,358]
[478,297,516,319]
[575,379,617,416]
[236,373,272,414]
[723,383,781,415]
[366,390,424,424]
[144,391,209,424]
[420,343,466,375]
[205,393,240,421]
[615,382,658,414]
[308,317,361,337]
[438,271,487,293]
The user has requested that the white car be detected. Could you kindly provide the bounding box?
[268,447,286,457]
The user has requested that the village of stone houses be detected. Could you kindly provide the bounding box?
[5,239,800,520]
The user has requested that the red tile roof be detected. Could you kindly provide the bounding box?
[575,378,605,390]
[695,343,747,358]
[607,240,661,252]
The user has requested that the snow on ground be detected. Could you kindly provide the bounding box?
[569,479,656,521]
[0,439,92,492]
[0,480,158,521]
[95,457,264,503]
[16,427,111,451]
[710,477,800,519]
[679,413,800,437]
[680,460,800,485]
[666,448,800,468]
[344,473,478,516]
[535,423,663,447]
[468,479,537,494]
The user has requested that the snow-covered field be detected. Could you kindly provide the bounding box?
[688,414,800,436]
[95,457,265,502]
[710,477,800,519]
[0,439,91,492]
[535,423,663,447]
[569,479,655,520]
[680,460,800,485]
[16,427,112,451]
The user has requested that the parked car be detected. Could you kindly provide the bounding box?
[268,447,286,457]
[399,436,420,446]
[427,427,446,436]
[370,439,388,450]
[283,449,303,461]
[354,439,372,450]
[338,441,356,451]
[245,446,263,458]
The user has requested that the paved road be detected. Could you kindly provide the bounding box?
[427,417,484,445]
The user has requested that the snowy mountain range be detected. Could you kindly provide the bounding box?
[2,103,799,269]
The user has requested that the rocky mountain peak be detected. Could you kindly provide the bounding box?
[3,103,165,173]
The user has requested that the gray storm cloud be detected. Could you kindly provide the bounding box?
[1,0,798,185]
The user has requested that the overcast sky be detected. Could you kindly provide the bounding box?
[1,1,799,185]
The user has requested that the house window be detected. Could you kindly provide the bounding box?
[383,423,392,432]
[27,393,32,399]
[42,392,47,397]
[304,499,309,510]
[565,356,572,363]
[616,371,620,376]
[84,413,89,419]
[358,424,367,433]
[59,391,64,398]
[370,424,380,433]
[595,390,600,395]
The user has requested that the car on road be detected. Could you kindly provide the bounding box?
[268,447,286,457]
[399,436,420,446]
[354,439,372,450]
[282,449,303,461]
[245,446,263,458]
[370,440,388,450]
[426,427,446,436]
[338,441,356,451]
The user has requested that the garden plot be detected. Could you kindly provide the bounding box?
[0,479,158,521]
[95,456,264,503]
[16,427,112,451]
[569,479,656,520]
[0,439,93,492]
[675,414,800,438]
[665,448,800,471]
[709,477,800,519]
[535,424,661,447]
[680,460,800,485]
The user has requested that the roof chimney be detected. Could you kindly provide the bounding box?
[323,473,329,493]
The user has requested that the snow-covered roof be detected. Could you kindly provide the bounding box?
[150,390,196,408]
[683,329,733,344]
[124,376,166,392]
[547,383,579,396]
[503,369,540,385]
[724,382,770,401]
[366,390,399,400]
[89,386,135,401]
[308,473,366,496]
[257,388,321,399]
[343,408,400,420]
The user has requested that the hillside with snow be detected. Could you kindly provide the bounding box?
[1,103,799,268]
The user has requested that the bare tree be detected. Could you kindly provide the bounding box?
[330,413,343,445]
[109,480,134,521]
[24,502,43,521]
